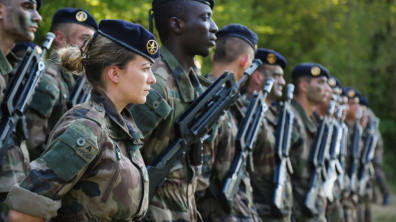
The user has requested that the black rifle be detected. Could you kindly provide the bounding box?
[348,109,363,194]
[304,98,336,216]
[0,33,55,166]
[219,77,274,213]
[337,107,348,191]
[272,83,295,216]
[147,59,263,201]
[323,99,344,203]
[67,75,91,109]
[358,117,379,196]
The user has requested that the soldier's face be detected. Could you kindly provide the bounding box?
[267,65,285,99]
[346,97,360,120]
[117,55,156,105]
[64,23,94,47]
[306,77,330,104]
[180,1,218,57]
[0,0,42,42]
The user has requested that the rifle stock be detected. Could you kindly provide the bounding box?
[147,59,263,201]
[0,33,55,166]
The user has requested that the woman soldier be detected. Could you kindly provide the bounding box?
[5,19,159,222]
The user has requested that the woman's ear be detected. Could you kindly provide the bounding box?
[106,66,120,83]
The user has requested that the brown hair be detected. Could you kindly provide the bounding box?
[55,34,136,89]
[213,36,253,64]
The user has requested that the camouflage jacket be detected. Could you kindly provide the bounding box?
[128,46,211,222]
[251,105,293,219]
[196,74,258,221]
[26,62,75,159]
[0,51,30,193]
[290,100,326,219]
[5,89,149,221]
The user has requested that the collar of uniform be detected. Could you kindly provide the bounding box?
[91,89,143,140]
[0,50,14,76]
[291,99,316,133]
[265,105,277,126]
[160,45,197,102]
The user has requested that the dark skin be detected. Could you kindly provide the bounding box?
[162,1,218,73]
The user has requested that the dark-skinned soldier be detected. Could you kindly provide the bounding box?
[129,0,218,221]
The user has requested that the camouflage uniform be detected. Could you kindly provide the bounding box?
[26,62,75,160]
[290,100,327,222]
[250,106,293,222]
[195,74,259,222]
[129,46,211,222]
[0,51,30,222]
[5,89,149,221]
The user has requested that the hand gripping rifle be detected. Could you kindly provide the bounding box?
[323,98,344,203]
[272,83,295,216]
[219,77,274,213]
[67,75,91,109]
[304,97,336,216]
[0,33,55,166]
[348,109,363,194]
[358,117,379,197]
[147,59,263,201]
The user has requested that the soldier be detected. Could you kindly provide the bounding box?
[26,7,98,160]
[244,48,293,222]
[342,87,362,222]
[315,76,345,222]
[0,1,42,221]
[195,24,260,221]
[6,19,159,221]
[289,63,331,222]
[128,0,217,221]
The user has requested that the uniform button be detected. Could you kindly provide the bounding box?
[46,85,52,91]
[95,105,103,112]
[133,140,139,145]
[153,101,160,109]
[77,137,86,146]
[63,93,68,99]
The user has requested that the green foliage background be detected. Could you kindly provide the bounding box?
[36,0,395,188]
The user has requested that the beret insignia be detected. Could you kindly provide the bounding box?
[348,89,356,98]
[147,39,158,55]
[267,53,277,64]
[334,87,341,95]
[311,66,321,76]
[76,11,88,22]
[328,78,336,87]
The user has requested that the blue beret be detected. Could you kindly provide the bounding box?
[12,42,37,53]
[35,0,42,10]
[52,8,98,30]
[358,93,370,107]
[328,76,343,95]
[216,24,258,51]
[152,0,214,9]
[255,48,287,69]
[343,87,360,100]
[97,20,160,63]
[291,63,330,79]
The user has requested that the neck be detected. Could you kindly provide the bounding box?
[211,62,242,81]
[345,118,357,126]
[163,41,194,73]
[0,31,16,56]
[294,94,316,116]
[315,104,328,117]
[102,88,125,113]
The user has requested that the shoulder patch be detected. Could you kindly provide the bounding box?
[30,74,60,117]
[42,120,99,182]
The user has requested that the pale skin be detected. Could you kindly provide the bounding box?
[53,23,95,48]
[294,76,330,116]
[8,54,156,222]
[0,0,41,55]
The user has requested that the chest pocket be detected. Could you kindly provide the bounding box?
[43,121,99,182]
[30,75,60,117]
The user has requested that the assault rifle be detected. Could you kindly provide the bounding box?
[147,59,263,201]
[0,32,55,166]
[323,99,344,202]
[220,77,274,213]
[67,75,91,109]
[358,118,379,196]
[338,121,348,191]
[348,109,363,194]
[304,97,336,216]
[272,83,295,216]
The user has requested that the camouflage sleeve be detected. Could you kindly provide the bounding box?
[373,130,383,165]
[5,115,103,219]
[25,111,47,151]
[128,74,171,138]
